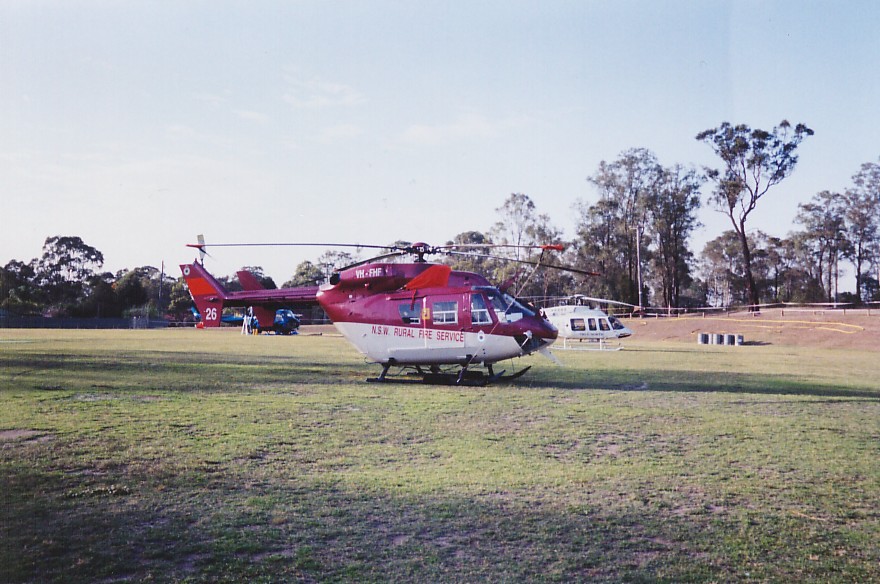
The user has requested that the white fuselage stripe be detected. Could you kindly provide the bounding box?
[332,321,547,365]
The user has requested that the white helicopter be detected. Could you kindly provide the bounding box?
[542,295,634,351]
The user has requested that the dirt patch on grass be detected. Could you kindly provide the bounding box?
[623,308,880,351]
[0,429,54,442]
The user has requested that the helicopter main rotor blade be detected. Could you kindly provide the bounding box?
[183,239,598,275]
[336,251,409,271]
[566,295,640,308]
[439,243,565,253]
[186,241,399,252]
[443,250,600,277]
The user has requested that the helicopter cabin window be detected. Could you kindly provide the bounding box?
[470,294,492,325]
[587,318,598,331]
[570,318,586,332]
[599,318,611,331]
[398,304,421,325]
[432,301,458,324]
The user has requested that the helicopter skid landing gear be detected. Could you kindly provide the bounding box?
[366,363,532,386]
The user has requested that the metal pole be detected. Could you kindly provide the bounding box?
[636,225,644,310]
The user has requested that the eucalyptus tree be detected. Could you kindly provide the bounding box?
[747,231,816,303]
[777,232,826,302]
[577,148,663,306]
[756,234,788,302]
[795,191,849,302]
[844,159,880,301]
[488,193,546,257]
[573,197,626,302]
[167,277,197,316]
[80,273,119,318]
[0,260,42,314]
[528,217,573,300]
[444,231,498,281]
[35,236,105,310]
[699,229,814,307]
[647,164,703,307]
[696,120,813,308]
[488,193,566,297]
[114,269,150,310]
[317,250,357,276]
[699,231,746,307]
[283,261,326,287]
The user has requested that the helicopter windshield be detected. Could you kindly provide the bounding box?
[474,287,535,323]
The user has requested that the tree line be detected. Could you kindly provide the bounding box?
[291,120,878,308]
[3,120,879,319]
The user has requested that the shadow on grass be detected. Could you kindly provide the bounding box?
[6,348,879,401]
[2,456,875,584]
[2,350,371,393]
[535,366,880,400]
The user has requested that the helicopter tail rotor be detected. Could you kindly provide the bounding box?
[184,234,214,263]
[191,234,208,263]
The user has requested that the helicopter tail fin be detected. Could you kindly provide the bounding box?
[235,271,278,331]
[180,262,228,327]
[236,270,265,291]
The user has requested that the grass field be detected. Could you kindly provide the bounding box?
[1,328,878,583]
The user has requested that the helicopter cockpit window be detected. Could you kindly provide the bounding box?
[476,287,535,323]
[470,294,492,325]
[609,316,626,330]
[432,301,458,324]
[570,318,586,332]
[398,304,420,325]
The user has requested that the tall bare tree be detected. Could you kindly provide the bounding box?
[488,193,565,296]
[488,193,542,257]
[696,120,813,308]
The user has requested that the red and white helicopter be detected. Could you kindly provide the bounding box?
[181,240,596,385]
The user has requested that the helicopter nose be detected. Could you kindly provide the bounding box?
[540,316,559,340]
[531,315,559,346]
[515,318,558,355]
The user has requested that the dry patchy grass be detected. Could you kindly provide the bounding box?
[0,327,878,583]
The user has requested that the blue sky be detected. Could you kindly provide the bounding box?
[2,1,878,283]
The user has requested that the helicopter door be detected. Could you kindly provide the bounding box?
[427,295,466,357]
